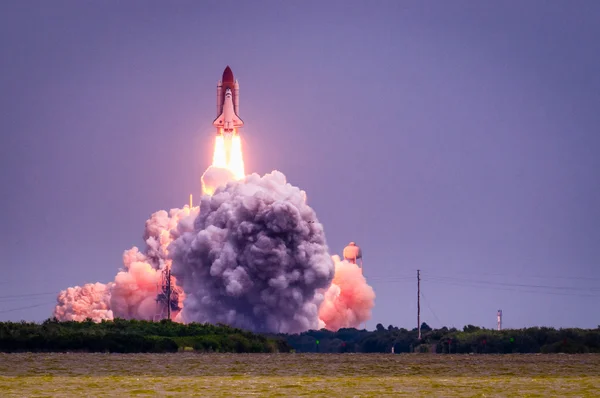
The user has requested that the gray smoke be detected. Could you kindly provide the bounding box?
[169,170,335,333]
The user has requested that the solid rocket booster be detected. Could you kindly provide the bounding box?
[213,66,244,135]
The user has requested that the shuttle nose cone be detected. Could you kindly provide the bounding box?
[222,66,234,84]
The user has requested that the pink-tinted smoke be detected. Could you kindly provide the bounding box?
[201,165,236,195]
[53,171,376,331]
[318,255,376,331]
[53,282,114,322]
[53,206,197,322]
[109,257,163,320]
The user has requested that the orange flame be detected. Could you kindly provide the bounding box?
[229,134,245,180]
[212,135,227,168]
[202,130,246,195]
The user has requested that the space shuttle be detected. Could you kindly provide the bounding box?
[213,66,244,135]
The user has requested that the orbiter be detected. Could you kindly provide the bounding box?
[213,66,243,136]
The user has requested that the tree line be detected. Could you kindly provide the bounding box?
[0,318,290,353]
[282,323,600,354]
[2,319,598,353]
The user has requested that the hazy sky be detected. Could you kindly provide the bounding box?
[1,0,599,329]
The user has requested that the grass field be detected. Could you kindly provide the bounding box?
[0,353,598,396]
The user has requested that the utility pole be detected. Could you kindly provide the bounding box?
[417,269,421,340]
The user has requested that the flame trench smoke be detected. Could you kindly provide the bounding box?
[54,131,375,333]
[319,256,376,331]
[170,171,335,333]
[54,282,113,322]
[53,207,197,322]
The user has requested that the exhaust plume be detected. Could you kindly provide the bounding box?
[53,282,113,322]
[318,255,376,331]
[169,171,335,334]
[54,130,376,332]
[201,166,236,196]
[202,134,245,195]
[53,207,198,322]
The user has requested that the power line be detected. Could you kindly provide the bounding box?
[367,271,600,285]
[0,292,57,300]
[0,295,57,303]
[366,278,414,284]
[422,275,599,293]
[366,272,600,294]
[367,275,414,280]
[368,276,415,280]
[421,290,443,327]
[423,278,600,298]
[0,302,52,315]
[420,269,600,282]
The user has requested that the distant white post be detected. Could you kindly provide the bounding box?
[497,309,502,331]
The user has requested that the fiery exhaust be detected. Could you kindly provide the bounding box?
[229,134,245,179]
[212,135,227,168]
[202,130,245,195]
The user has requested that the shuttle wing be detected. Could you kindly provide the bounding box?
[213,113,225,127]
[232,114,244,126]
[213,112,244,129]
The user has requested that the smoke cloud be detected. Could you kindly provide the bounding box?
[318,255,376,331]
[169,171,335,333]
[201,165,235,196]
[109,258,163,320]
[53,282,113,322]
[53,207,197,322]
[54,168,375,333]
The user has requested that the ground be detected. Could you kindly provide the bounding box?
[0,353,598,396]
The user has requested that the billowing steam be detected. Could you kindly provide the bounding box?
[169,171,335,333]
[54,282,113,322]
[54,134,375,332]
[53,207,197,322]
[109,258,163,320]
[318,255,376,330]
[201,165,235,196]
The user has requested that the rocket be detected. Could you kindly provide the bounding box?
[213,66,243,136]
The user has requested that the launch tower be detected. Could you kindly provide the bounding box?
[153,267,181,321]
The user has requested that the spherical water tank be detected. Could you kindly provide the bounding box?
[343,242,362,263]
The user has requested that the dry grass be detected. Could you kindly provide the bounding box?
[0,353,598,396]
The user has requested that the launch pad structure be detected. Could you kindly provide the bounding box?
[153,196,194,322]
[153,266,180,321]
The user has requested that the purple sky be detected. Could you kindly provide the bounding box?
[1,0,599,329]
